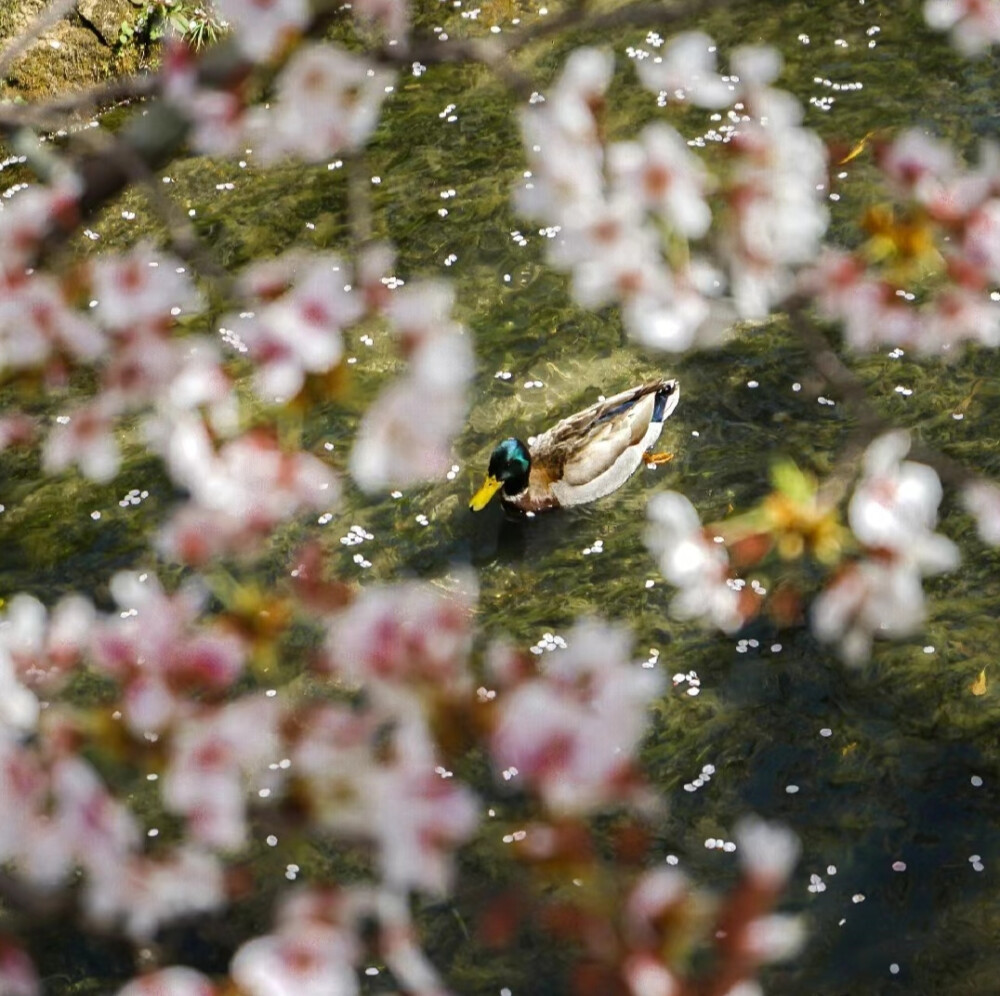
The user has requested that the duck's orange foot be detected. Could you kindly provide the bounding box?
[643,450,674,468]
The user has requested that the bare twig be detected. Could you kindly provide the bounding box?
[787,297,981,496]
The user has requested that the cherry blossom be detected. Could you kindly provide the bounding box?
[962,480,1000,545]
[645,492,744,632]
[212,0,310,62]
[157,419,340,563]
[812,556,930,665]
[0,938,39,996]
[0,274,104,373]
[42,397,122,483]
[163,42,246,157]
[490,620,663,814]
[232,923,360,996]
[370,758,480,895]
[86,846,225,941]
[812,433,958,663]
[247,44,396,163]
[635,30,733,107]
[90,244,202,335]
[0,592,94,694]
[323,580,474,698]
[350,330,472,492]
[924,0,1000,55]
[847,430,958,573]
[161,695,279,849]
[734,815,801,889]
[224,254,362,401]
[609,123,713,238]
[714,50,829,318]
[290,703,479,895]
[0,179,80,279]
[803,131,1000,353]
[117,966,217,996]
[91,571,246,735]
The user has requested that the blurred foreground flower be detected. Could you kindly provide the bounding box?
[813,431,958,663]
[924,0,1000,55]
[489,619,663,814]
[645,491,744,632]
[803,129,1000,354]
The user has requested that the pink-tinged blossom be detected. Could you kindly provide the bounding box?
[0,592,94,694]
[962,480,1000,545]
[743,914,807,963]
[383,280,460,350]
[161,695,279,850]
[812,556,933,664]
[879,130,957,206]
[374,888,451,996]
[117,966,217,996]
[0,180,80,279]
[163,44,246,157]
[90,244,202,335]
[0,938,39,996]
[42,399,121,483]
[0,274,104,373]
[212,0,309,62]
[813,432,958,662]
[91,572,245,735]
[924,0,1000,55]
[622,953,679,996]
[0,649,40,737]
[490,620,663,814]
[323,581,474,697]
[102,330,184,407]
[801,251,918,352]
[962,196,1000,281]
[151,337,239,437]
[513,50,608,220]
[645,492,744,632]
[176,422,339,521]
[0,415,37,451]
[86,846,225,941]
[231,923,360,996]
[722,114,829,318]
[624,868,689,950]
[291,705,478,895]
[224,255,362,401]
[734,815,800,889]
[0,742,47,869]
[47,755,141,881]
[635,31,733,108]
[248,44,395,163]
[370,760,480,895]
[848,431,959,572]
[609,124,713,238]
[350,333,472,493]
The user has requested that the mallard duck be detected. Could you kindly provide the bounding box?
[470,378,679,514]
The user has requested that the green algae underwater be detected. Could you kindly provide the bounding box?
[2,0,1000,992]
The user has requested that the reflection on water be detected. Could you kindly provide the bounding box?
[2,0,1000,991]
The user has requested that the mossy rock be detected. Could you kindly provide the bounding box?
[0,4,145,101]
[77,0,134,46]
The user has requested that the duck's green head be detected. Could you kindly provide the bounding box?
[469,438,531,511]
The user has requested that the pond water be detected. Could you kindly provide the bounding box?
[2,0,1000,992]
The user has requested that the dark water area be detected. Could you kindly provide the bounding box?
[2,0,1000,992]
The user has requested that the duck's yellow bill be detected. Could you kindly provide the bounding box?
[470,475,502,511]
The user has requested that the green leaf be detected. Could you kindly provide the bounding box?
[770,458,815,504]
